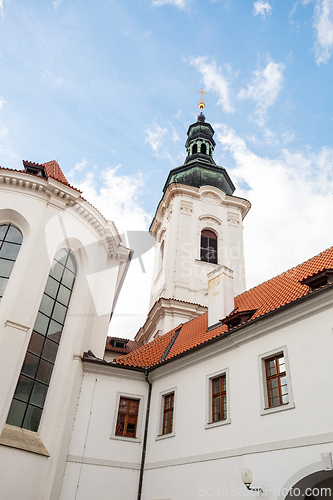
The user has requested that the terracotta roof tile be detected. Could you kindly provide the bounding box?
[116,246,333,368]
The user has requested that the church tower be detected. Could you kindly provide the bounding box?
[136,98,251,343]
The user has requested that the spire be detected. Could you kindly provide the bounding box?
[163,99,235,195]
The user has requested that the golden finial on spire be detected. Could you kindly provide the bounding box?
[196,89,207,112]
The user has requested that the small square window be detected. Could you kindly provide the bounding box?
[115,397,139,438]
[162,393,174,435]
[206,369,230,429]
[259,347,295,415]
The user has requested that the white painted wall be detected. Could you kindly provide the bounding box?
[0,170,128,500]
[61,287,333,500]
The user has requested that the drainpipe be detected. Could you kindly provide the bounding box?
[137,369,152,500]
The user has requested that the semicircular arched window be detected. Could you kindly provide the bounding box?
[192,144,197,154]
[200,143,207,154]
[6,248,77,432]
[0,224,23,300]
[200,229,217,264]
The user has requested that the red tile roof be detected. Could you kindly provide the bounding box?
[116,246,333,368]
[42,160,71,186]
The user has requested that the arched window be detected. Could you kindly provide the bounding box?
[192,144,197,154]
[200,230,217,264]
[6,249,76,432]
[200,143,207,154]
[0,224,23,299]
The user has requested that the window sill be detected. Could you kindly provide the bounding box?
[260,401,295,416]
[0,424,49,456]
[195,259,218,267]
[156,431,175,441]
[110,434,141,443]
[205,418,231,430]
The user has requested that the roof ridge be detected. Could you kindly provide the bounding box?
[237,245,333,298]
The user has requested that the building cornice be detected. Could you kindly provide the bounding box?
[0,169,128,259]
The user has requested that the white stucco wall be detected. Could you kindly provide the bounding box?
[0,171,128,500]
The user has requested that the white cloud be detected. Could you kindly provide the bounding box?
[152,0,188,8]
[314,0,333,64]
[215,123,333,289]
[187,56,234,113]
[253,1,272,18]
[69,164,153,339]
[53,0,63,10]
[74,158,88,171]
[237,59,284,126]
[0,96,4,108]
[145,122,170,158]
[0,0,3,18]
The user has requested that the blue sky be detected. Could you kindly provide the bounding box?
[1,0,333,337]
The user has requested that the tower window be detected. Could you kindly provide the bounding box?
[200,230,217,264]
[192,144,197,154]
[200,143,207,154]
[0,224,23,300]
[6,249,76,432]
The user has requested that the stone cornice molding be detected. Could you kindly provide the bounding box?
[0,169,127,259]
[150,183,251,235]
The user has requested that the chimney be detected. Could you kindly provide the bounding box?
[207,265,234,328]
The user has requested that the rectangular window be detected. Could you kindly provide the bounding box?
[212,375,227,422]
[265,353,289,407]
[115,397,139,438]
[162,393,174,435]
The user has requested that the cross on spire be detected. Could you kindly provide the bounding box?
[196,89,207,112]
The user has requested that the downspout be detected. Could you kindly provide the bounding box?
[137,369,152,500]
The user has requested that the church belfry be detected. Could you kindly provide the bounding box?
[136,99,251,344]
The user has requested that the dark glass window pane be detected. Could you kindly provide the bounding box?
[6,399,26,428]
[22,405,42,432]
[30,381,48,407]
[47,320,62,340]
[0,242,20,260]
[0,277,7,296]
[21,352,39,379]
[6,226,23,244]
[66,253,76,273]
[14,375,34,403]
[62,268,75,289]
[50,261,64,281]
[51,302,67,325]
[0,259,14,278]
[44,276,59,299]
[36,359,53,385]
[28,332,45,356]
[39,294,54,317]
[34,312,49,336]
[57,284,71,306]
[55,248,68,266]
[42,338,58,363]
[0,225,8,240]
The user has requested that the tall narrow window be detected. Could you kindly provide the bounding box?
[162,393,174,435]
[212,375,227,422]
[265,353,289,407]
[200,230,217,264]
[115,397,139,438]
[201,143,207,154]
[0,224,23,299]
[6,249,76,432]
[192,144,197,154]
[157,241,164,276]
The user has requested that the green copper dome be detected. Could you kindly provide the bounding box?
[163,112,235,195]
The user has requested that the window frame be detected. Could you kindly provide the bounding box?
[6,248,77,432]
[156,387,176,441]
[111,392,144,443]
[0,224,23,300]
[259,346,295,416]
[200,229,218,265]
[205,368,231,430]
